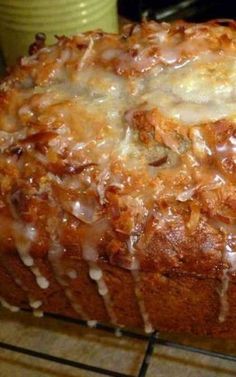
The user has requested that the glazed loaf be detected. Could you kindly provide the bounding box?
[1,20,236,337]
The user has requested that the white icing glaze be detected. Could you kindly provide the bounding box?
[88,261,117,324]
[48,237,86,319]
[15,278,22,285]
[3,264,42,310]
[98,282,108,296]
[31,267,50,290]
[82,219,109,262]
[29,298,43,309]
[132,270,154,334]
[97,169,110,205]
[78,218,117,324]
[25,225,38,242]
[64,288,85,316]
[87,320,97,328]
[12,223,36,267]
[33,310,44,317]
[67,269,78,279]
[144,53,236,125]
[72,199,98,224]
[101,48,121,61]
[89,265,103,281]
[218,269,229,323]
[127,235,140,268]
[0,297,19,312]
[115,328,122,337]
[218,233,236,322]
[83,243,100,263]
[12,222,50,290]
[128,235,154,333]
[190,128,212,159]
[22,255,34,267]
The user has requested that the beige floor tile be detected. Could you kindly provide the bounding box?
[1,309,236,377]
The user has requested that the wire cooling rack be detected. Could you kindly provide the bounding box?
[1,311,236,377]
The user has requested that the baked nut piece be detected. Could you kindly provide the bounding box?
[1,20,236,337]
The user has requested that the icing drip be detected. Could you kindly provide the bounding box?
[115,328,122,337]
[48,237,87,319]
[3,260,45,310]
[0,297,19,312]
[88,261,117,324]
[218,269,229,323]
[2,261,44,309]
[29,298,42,309]
[87,320,97,328]
[33,310,44,317]
[31,267,50,289]
[12,223,36,267]
[16,281,43,310]
[66,269,78,279]
[128,235,154,334]
[218,233,236,322]
[64,289,85,316]
[12,222,50,290]
[82,219,118,325]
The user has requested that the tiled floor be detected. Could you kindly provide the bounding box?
[1,309,236,377]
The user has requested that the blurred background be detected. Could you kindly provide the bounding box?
[118,0,236,22]
[0,0,236,68]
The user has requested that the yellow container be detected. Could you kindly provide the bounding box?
[0,0,118,66]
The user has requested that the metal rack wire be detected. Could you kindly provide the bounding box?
[1,310,236,377]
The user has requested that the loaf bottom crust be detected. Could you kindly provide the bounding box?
[0,250,235,338]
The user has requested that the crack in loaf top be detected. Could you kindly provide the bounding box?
[0,20,236,278]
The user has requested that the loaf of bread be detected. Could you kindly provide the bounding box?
[1,20,236,337]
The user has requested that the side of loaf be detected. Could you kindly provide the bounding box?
[1,20,236,337]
